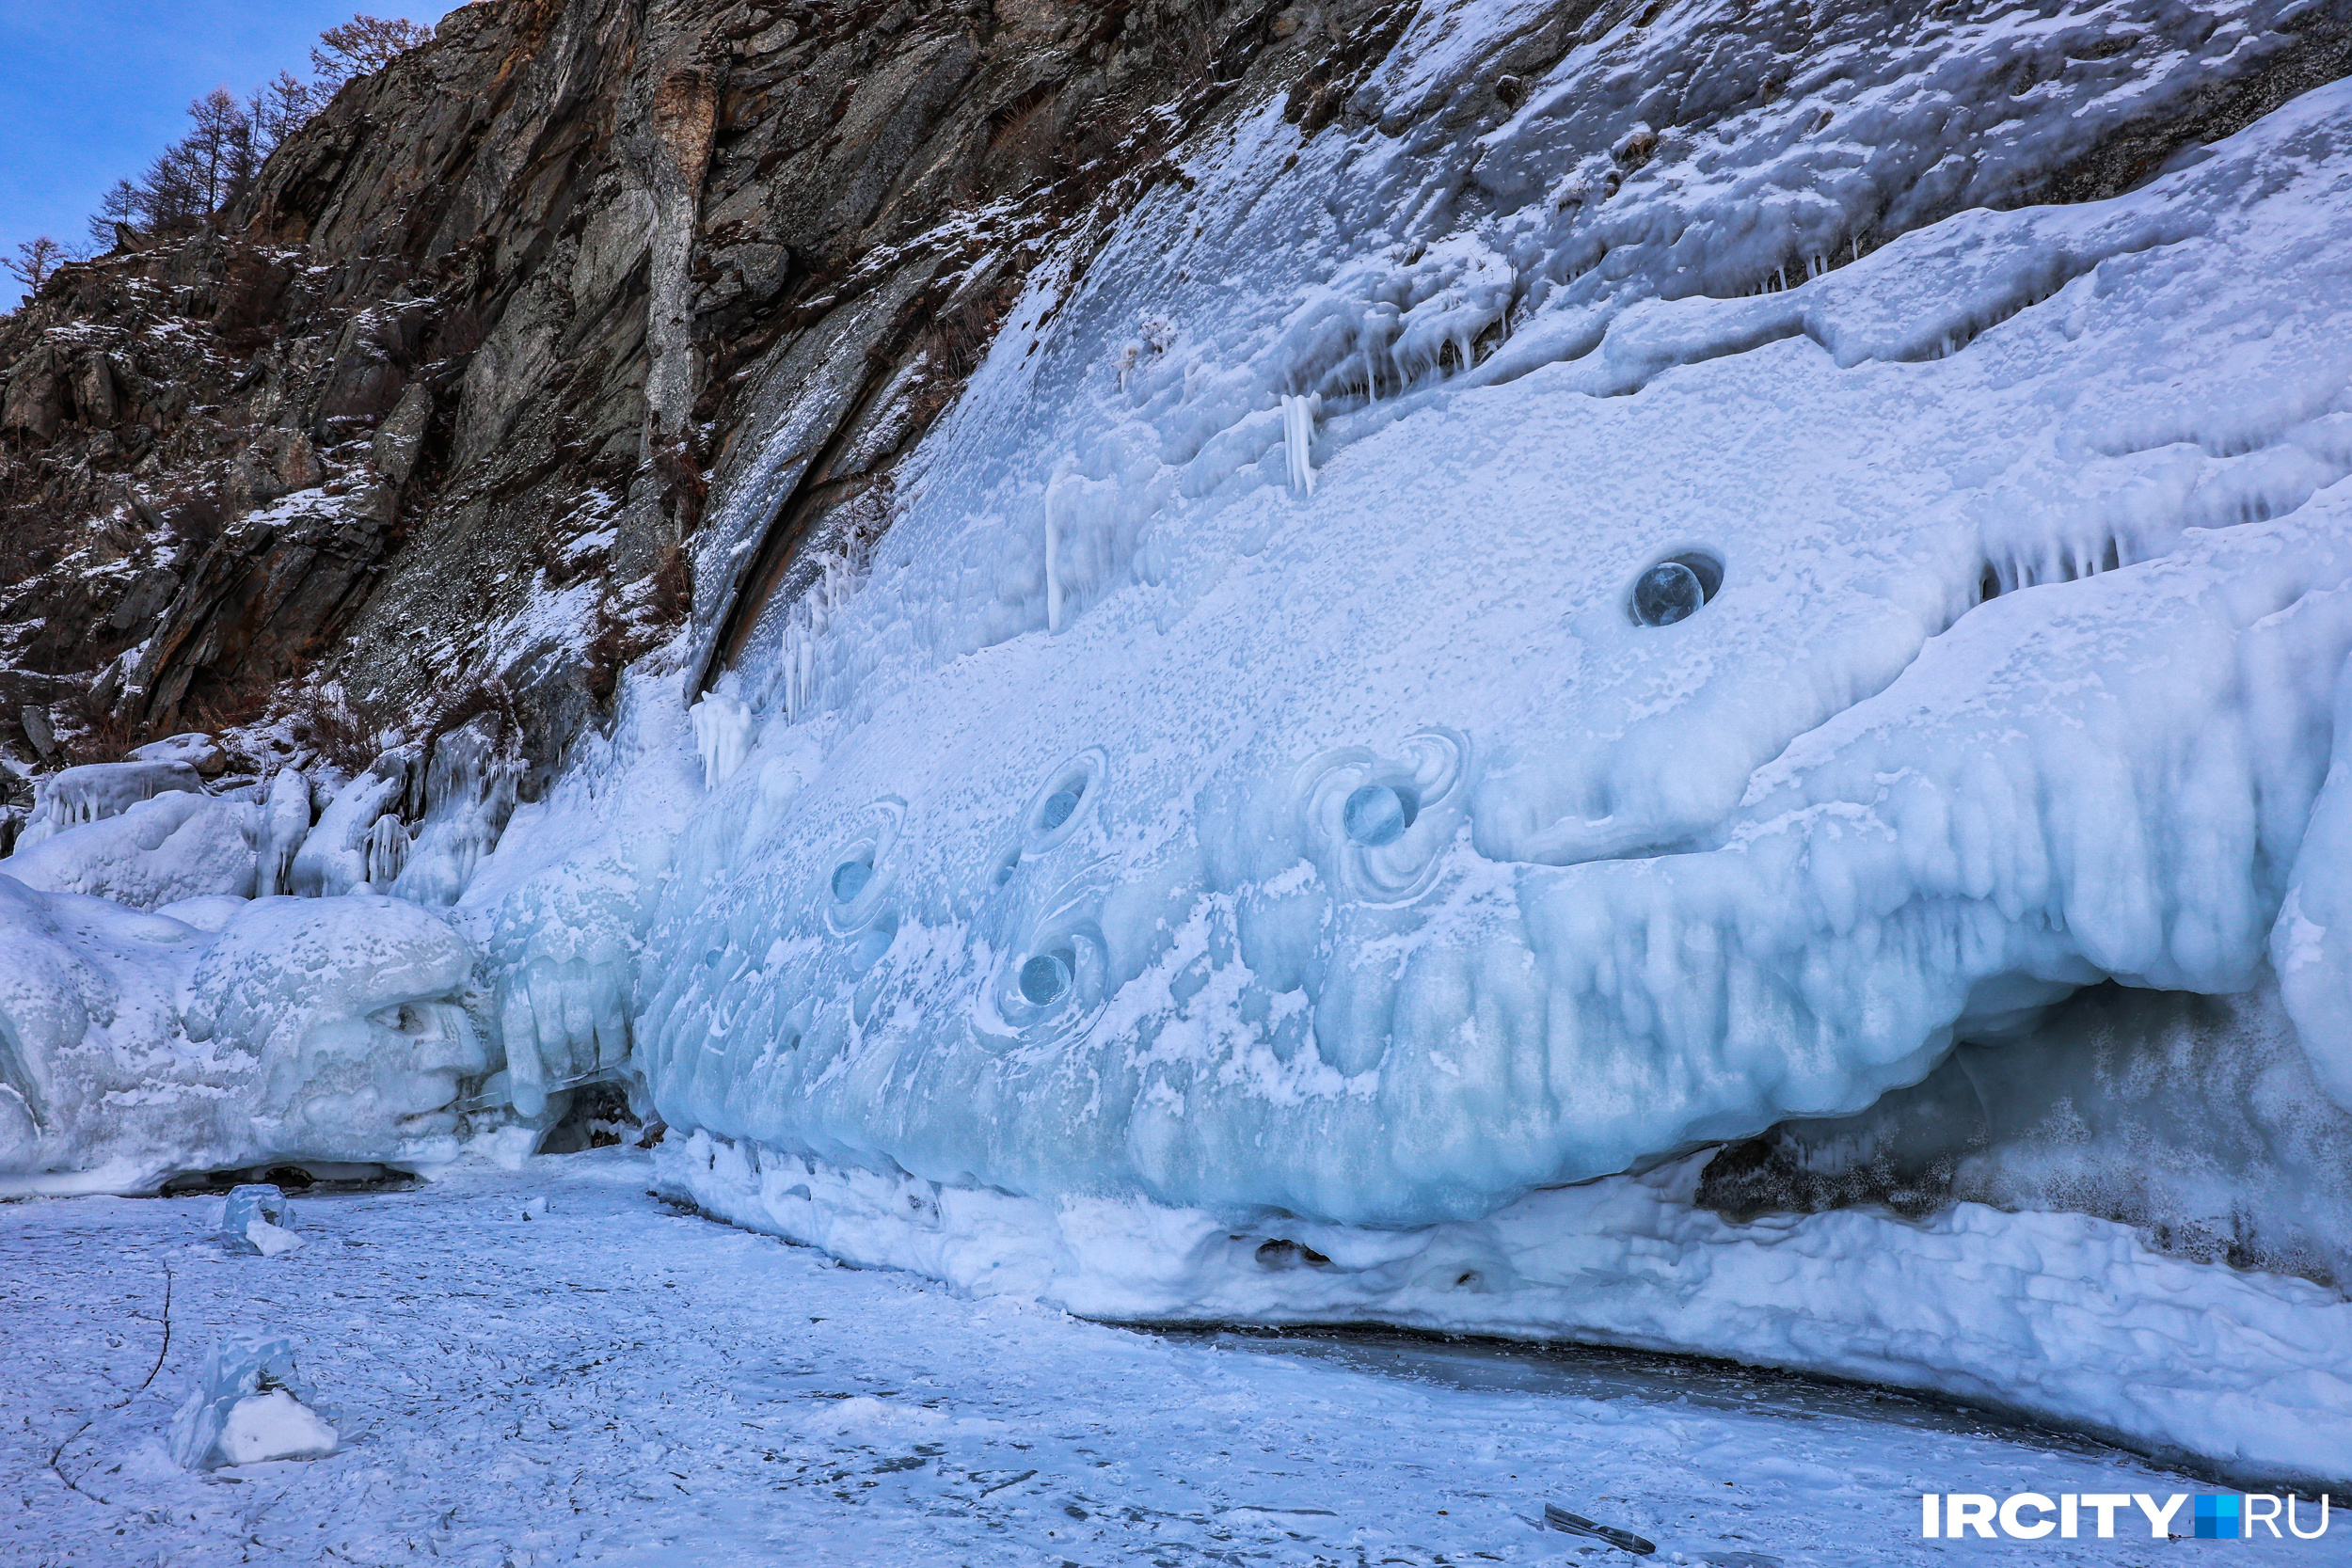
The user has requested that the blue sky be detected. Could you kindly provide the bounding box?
[2,2,452,277]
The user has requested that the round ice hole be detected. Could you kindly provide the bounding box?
[1343,783,1419,847]
[1019,950,1073,1006]
[830,860,873,903]
[1632,561,1704,626]
[1039,788,1081,832]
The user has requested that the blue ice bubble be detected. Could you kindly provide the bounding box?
[1343,783,1419,847]
[1020,951,1073,1006]
[1040,789,1081,832]
[831,860,873,903]
[1632,561,1704,626]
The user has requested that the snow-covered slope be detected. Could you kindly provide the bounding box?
[7,0,2352,1483]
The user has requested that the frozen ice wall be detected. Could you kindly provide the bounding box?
[631,56,2352,1224]
[0,879,485,1194]
[598,1,2352,1474]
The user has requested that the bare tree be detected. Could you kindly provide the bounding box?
[249,71,323,158]
[5,236,68,304]
[87,181,140,247]
[79,14,427,251]
[310,14,435,91]
[183,87,255,214]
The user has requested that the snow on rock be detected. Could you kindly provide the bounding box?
[124,733,228,776]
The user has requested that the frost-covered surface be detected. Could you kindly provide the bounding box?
[2,791,258,908]
[5,0,2352,1485]
[1,1154,2258,1566]
[12,760,208,853]
[664,1131,2352,1484]
[0,882,483,1194]
[633,78,2352,1219]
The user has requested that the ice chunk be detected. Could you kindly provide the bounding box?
[0,791,257,908]
[217,1389,337,1465]
[1630,561,1703,626]
[215,1182,303,1255]
[167,1335,333,1469]
[216,1182,293,1242]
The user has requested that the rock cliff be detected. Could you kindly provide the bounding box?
[1,0,2344,811]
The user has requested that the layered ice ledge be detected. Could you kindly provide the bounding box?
[659,1131,2352,1488]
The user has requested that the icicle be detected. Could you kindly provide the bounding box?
[1044,467,1067,631]
[691,693,755,787]
[1282,393,1320,496]
[362,815,409,889]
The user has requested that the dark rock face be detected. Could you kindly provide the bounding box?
[0,0,1344,775]
[1,0,2345,777]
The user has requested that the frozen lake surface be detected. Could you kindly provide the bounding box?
[1,1148,2287,1568]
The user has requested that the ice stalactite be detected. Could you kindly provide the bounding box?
[362,815,410,891]
[691,693,755,787]
[495,957,634,1120]
[1282,394,1319,495]
[256,768,313,898]
[14,760,205,851]
[290,754,411,899]
[389,718,521,906]
[757,546,867,722]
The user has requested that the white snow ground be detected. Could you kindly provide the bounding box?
[5,1150,2315,1568]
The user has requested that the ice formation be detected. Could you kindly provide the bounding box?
[0,883,484,1193]
[8,0,2352,1483]
[167,1335,335,1470]
[14,759,206,851]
